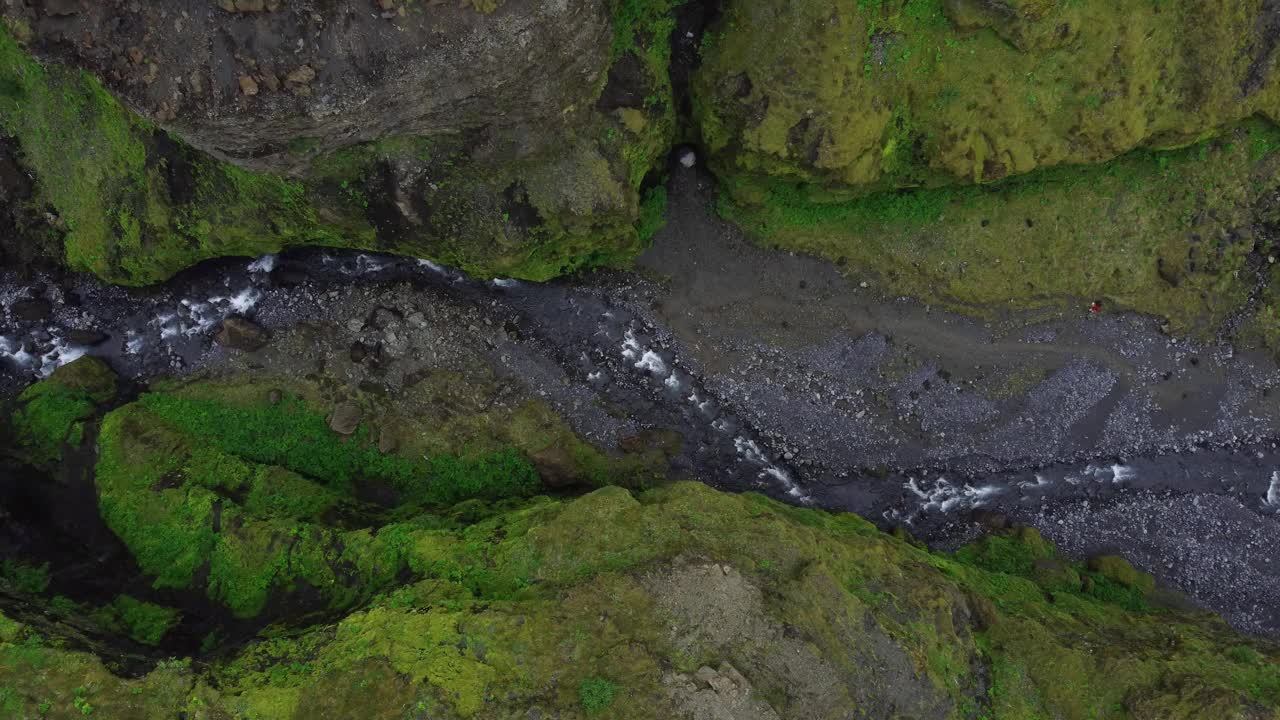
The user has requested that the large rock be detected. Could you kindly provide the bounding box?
[12,0,612,175]
[213,316,270,351]
[696,0,1280,190]
[41,355,117,404]
[0,0,673,285]
[529,443,585,489]
[327,401,362,436]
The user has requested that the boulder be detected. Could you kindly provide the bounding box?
[529,443,583,489]
[214,317,270,351]
[0,0,662,287]
[328,401,362,435]
[43,355,117,404]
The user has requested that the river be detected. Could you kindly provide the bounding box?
[2,163,1278,638]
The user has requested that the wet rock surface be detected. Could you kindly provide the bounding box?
[6,0,613,175]
[213,316,269,351]
[1,162,1278,638]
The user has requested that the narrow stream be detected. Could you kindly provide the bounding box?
[3,165,1279,638]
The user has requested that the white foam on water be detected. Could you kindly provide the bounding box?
[1265,471,1280,510]
[1018,474,1052,490]
[621,330,641,361]
[635,350,667,375]
[247,254,277,273]
[226,287,260,315]
[491,278,518,289]
[1066,463,1132,486]
[416,258,444,273]
[587,371,604,382]
[180,300,219,336]
[763,466,809,502]
[124,334,145,355]
[0,336,34,368]
[152,312,181,340]
[733,436,809,501]
[664,372,683,390]
[37,337,86,377]
[734,436,767,464]
[1110,463,1136,483]
[353,254,388,274]
[906,476,1006,514]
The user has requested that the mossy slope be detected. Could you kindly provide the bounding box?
[1,484,1278,719]
[697,0,1280,189]
[696,0,1280,339]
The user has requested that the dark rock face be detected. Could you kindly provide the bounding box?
[213,316,270,351]
[13,0,613,175]
[2,1,663,285]
[328,401,362,436]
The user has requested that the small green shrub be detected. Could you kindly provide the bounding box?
[637,186,668,241]
[579,677,617,714]
[0,560,50,594]
[1226,645,1262,665]
[111,595,180,646]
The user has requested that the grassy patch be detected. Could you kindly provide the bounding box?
[0,560,50,595]
[10,357,117,464]
[110,595,180,646]
[94,389,543,618]
[637,185,669,242]
[696,0,1280,341]
[579,677,618,713]
[718,121,1280,337]
[135,392,538,508]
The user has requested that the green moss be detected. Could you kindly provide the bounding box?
[134,392,539,508]
[609,0,680,184]
[717,121,1280,336]
[2,482,1280,718]
[10,357,117,464]
[697,0,1280,341]
[109,595,180,646]
[579,677,618,713]
[637,185,668,241]
[94,388,544,618]
[0,560,50,595]
[0,26,378,285]
[1087,554,1157,595]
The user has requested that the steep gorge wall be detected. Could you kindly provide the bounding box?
[0,0,677,284]
[2,360,1278,718]
[1,0,1279,340]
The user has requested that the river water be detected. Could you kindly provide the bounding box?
[2,165,1278,637]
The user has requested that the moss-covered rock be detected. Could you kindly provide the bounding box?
[9,356,117,465]
[1,483,1278,719]
[697,0,1280,190]
[0,0,681,286]
[1088,554,1158,596]
[695,0,1280,340]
